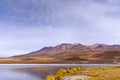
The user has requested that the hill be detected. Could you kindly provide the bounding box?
[0,43,120,64]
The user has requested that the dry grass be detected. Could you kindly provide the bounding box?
[46,66,120,80]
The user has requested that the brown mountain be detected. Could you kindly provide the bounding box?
[4,43,120,64]
[14,43,90,57]
[14,43,120,57]
[89,44,120,50]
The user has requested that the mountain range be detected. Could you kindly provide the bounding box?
[13,43,120,57]
[0,43,120,64]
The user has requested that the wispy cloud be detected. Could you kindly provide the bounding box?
[0,0,120,56]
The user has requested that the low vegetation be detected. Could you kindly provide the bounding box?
[46,66,120,80]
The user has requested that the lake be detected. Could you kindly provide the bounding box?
[0,64,119,80]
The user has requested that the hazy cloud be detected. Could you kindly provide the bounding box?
[0,0,120,56]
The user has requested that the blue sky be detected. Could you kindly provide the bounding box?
[0,0,120,57]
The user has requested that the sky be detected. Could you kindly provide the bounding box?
[0,0,120,57]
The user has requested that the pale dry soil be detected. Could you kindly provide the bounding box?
[62,75,89,80]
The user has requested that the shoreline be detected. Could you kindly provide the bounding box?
[46,66,120,80]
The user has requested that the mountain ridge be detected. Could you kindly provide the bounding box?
[0,43,120,64]
[13,43,120,57]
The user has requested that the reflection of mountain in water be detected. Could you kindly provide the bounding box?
[12,67,62,79]
[12,65,81,80]
[6,64,120,80]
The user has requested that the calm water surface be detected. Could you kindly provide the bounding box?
[0,64,119,80]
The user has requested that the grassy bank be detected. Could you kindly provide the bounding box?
[46,66,120,80]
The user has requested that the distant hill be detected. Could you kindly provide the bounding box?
[1,43,120,64]
[13,43,120,57]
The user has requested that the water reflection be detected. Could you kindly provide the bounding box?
[0,64,119,80]
[0,68,40,80]
[13,67,60,79]
[12,64,83,80]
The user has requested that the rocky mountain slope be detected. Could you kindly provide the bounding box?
[2,43,118,64]
[13,43,120,57]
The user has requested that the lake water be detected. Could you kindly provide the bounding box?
[0,64,119,80]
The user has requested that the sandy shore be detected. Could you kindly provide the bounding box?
[62,75,89,80]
